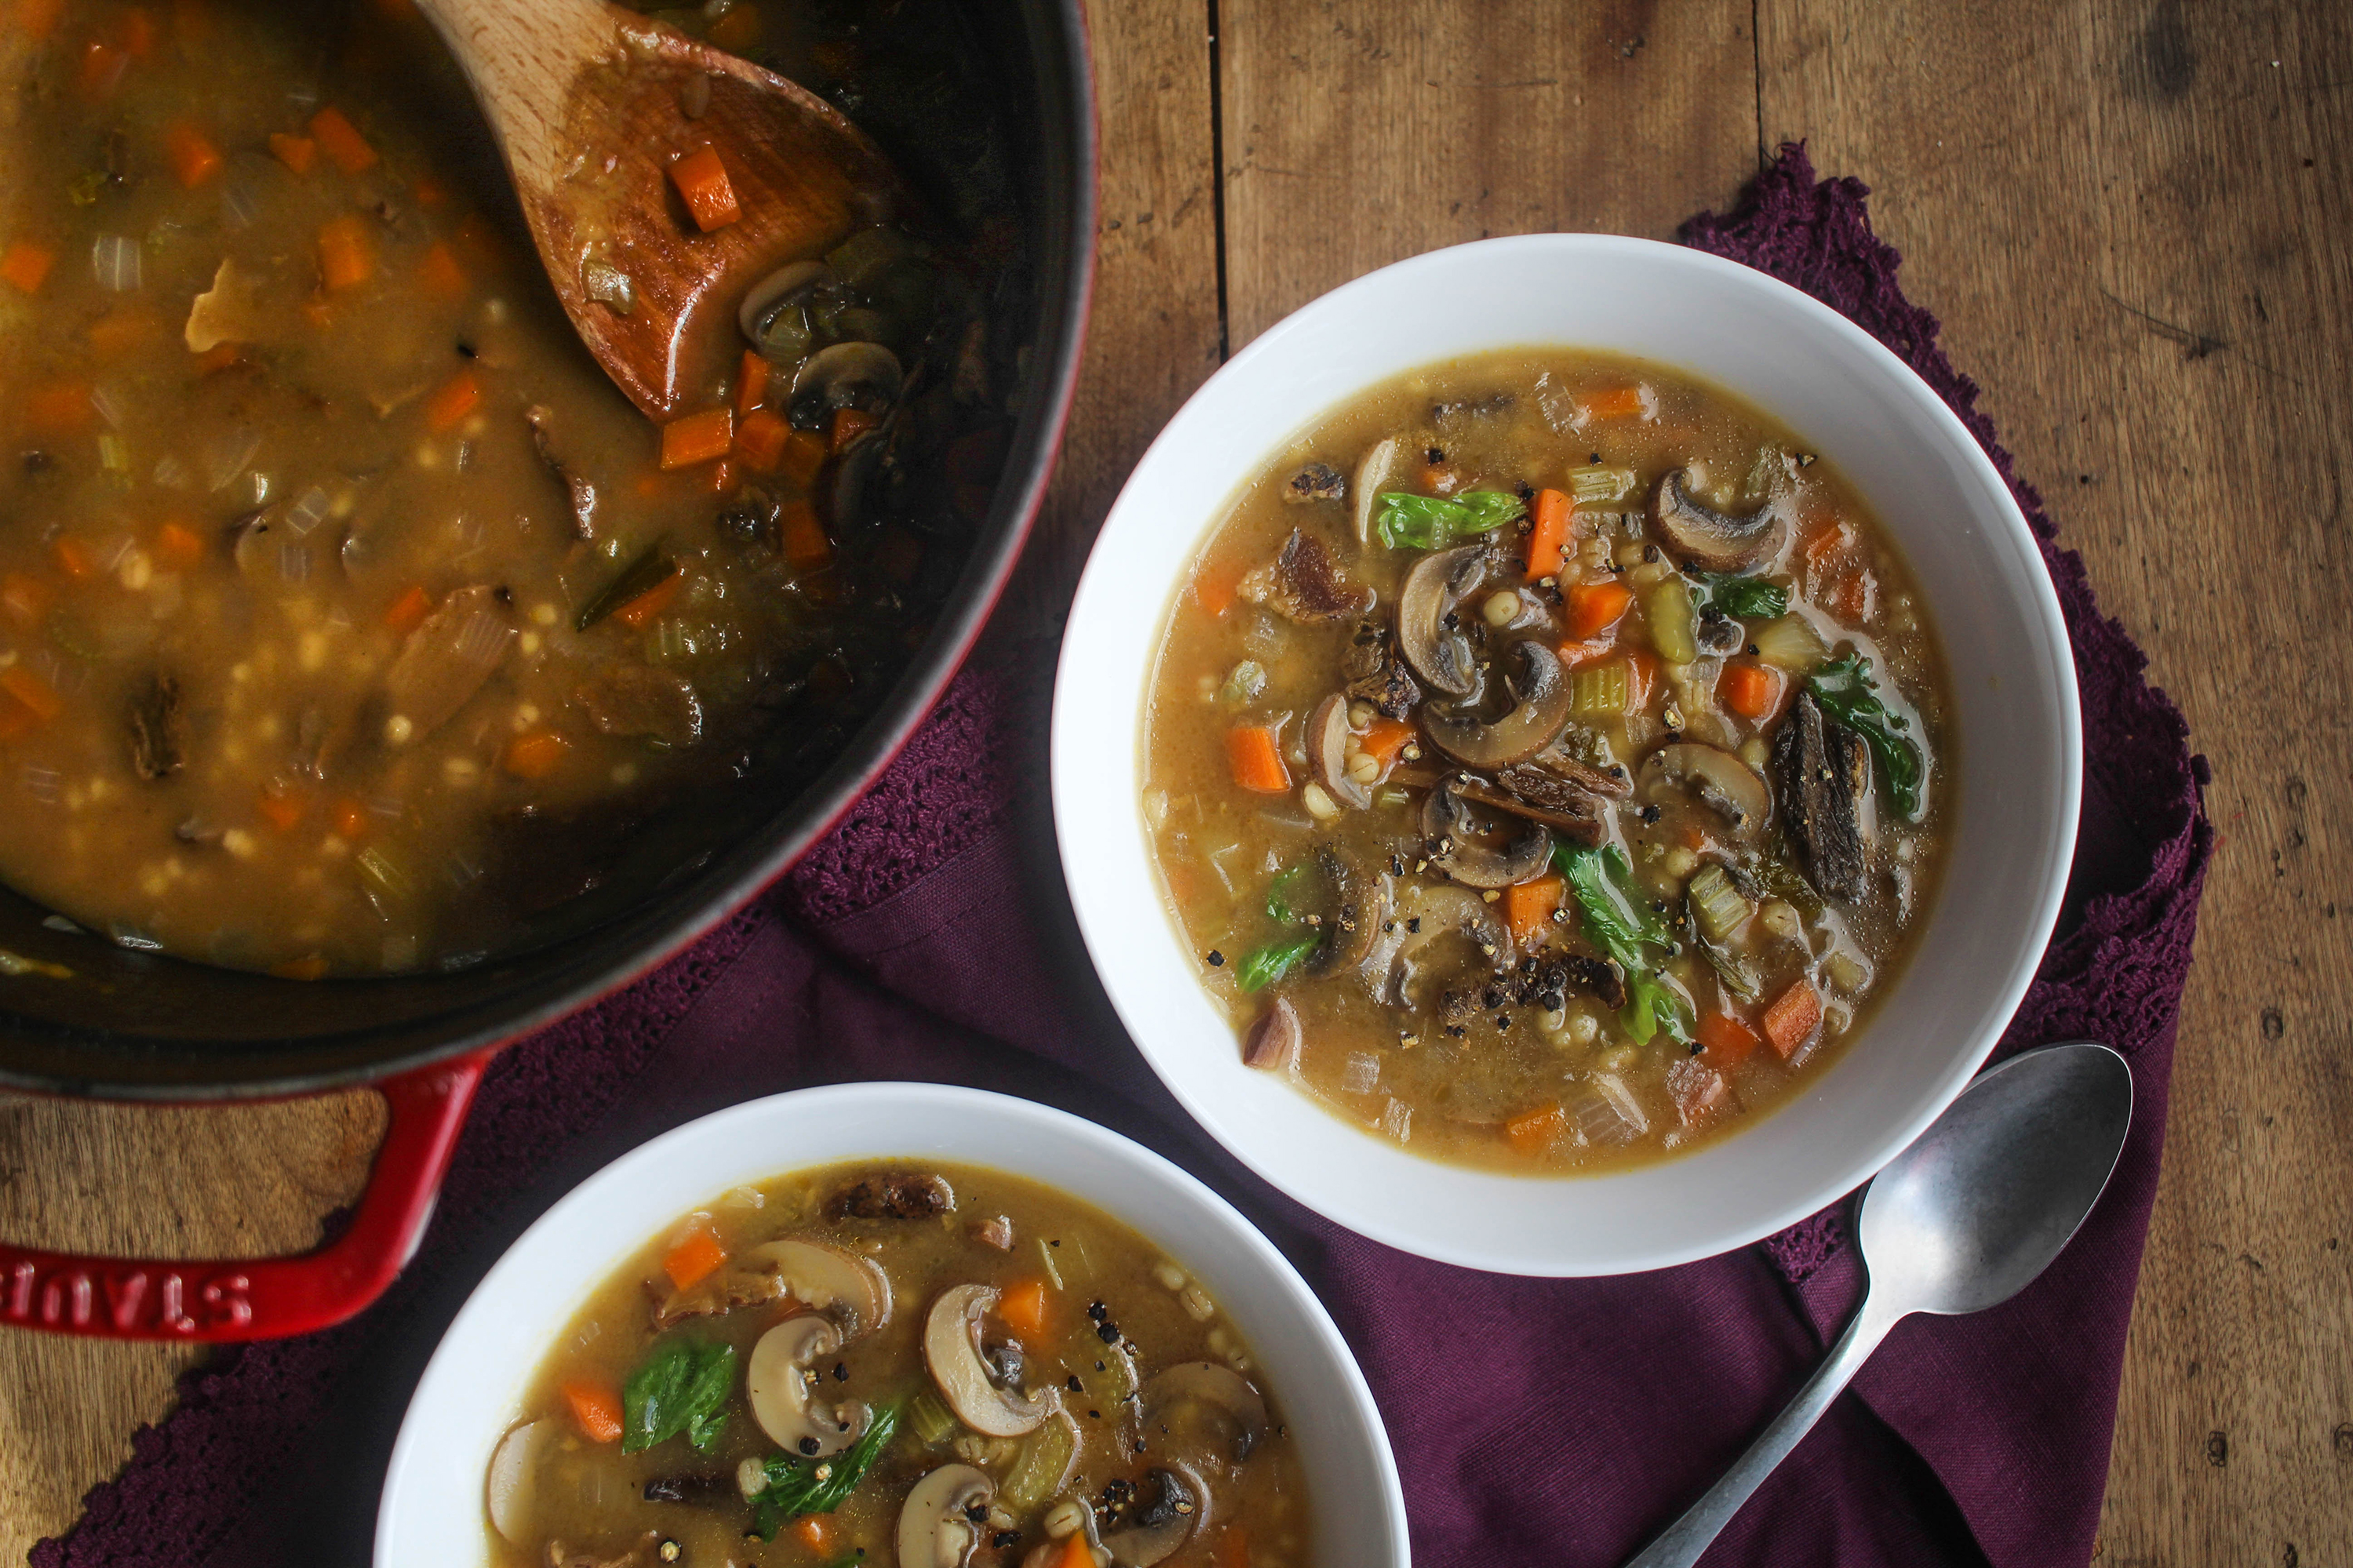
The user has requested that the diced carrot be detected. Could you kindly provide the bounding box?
[734,347,769,417]
[0,666,61,724]
[1832,566,1876,624]
[411,173,450,209]
[256,785,307,832]
[1717,660,1785,720]
[162,120,223,187]
[1215,1526,1251,1568]
[661,1230,727,1292]
[1581,384,1645,420]
[1696,1010,1761,1069]
[1623,649,1659,713]
[996,1276,1051,1342]
[1053,1531,1095,1568]
[612,568,682,631]
[416,240,465,297]
[562,1378,624,1444]
[658,407,734,471]
[1564,578,1631,641]
[1226,725,1289,794]
[1,243,55,295]
[792,1515,836,1555]
[779,427,828,488]
[332,797,370,839]
[308,106,378,174]
[117,8,158,55]
[1801,515,1849,569]
[1558,638,1616,669]
[1193,566,1241,620]
[51,537,97,581]
[75,41,127,100]
[384,584,433,635]
[1761,980,1823,1060]
[17,0,63,41]
[1502,874,1564,946]
[192,341,245,375]
[422,367,480,432]
[503,729,569,780]
[667,146,741,231]
[267,132,317,174]
[707,1,762,51]
[2,573,53,628]
[1524,487,1572,580]
[829,406,877,453]
[733,407,792,473]
[0,692,32,744]
[317,215,376,292]
[1360,719,1415,767]
[1503,1104,1567,1155]
[270,955,330,981]
[26,382,93,438]
[778,499,832,570]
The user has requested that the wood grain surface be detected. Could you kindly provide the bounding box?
[2,2,2344,1563]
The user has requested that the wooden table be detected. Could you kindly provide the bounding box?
[3,1,2346,1561]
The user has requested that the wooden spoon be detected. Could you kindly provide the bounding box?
[412,0,907,420]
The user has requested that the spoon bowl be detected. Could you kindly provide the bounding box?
[1626,1040,2133,1568]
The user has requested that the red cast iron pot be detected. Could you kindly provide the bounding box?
[0,0,1095,1342]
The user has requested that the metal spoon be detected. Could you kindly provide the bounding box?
[1625,1040,2134,1568]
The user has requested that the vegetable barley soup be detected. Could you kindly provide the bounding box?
[1143,351,1951,1173]
[0,0,1023,975]
[490,1161,1307,1568]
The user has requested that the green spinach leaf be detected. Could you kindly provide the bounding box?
[1805,653,1925,820]
[1237,932,1321,994]
[1693,573,1790,620]
[1375,489,1526,551]
[749,1401,903,1540]
[1265,864,1312,925]
[621,1334,738,1455]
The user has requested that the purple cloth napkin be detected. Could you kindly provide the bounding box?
[33,145,2211,1568]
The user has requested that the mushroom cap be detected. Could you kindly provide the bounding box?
[1395,544,1490,699]
[1242,996,1302,1073]
[1100,1463,1211,1568]
[1648,467,1790,575]
[1364,882,1515,1006]
[738,260,831,348]
[1138,1361,1270,1462]
[789,340,903,422]
[745,1238,893,1339]
[896,1463,996,1568]
[1641,742,1772,839]
[1308,694,1371,809]
[1353,435,1410,544]
[1421,781,1553,889]
[485,1418,555,1546]
[748,1315,869,1457]
[1423,640,1574,769]
[923,1284,1062,1437]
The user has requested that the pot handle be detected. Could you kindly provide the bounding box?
[0,1052,489,1341]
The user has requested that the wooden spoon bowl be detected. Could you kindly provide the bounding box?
[413,0,909,420]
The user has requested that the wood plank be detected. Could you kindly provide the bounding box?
[1757,0,2353,1560]
[1006,0,1224,629]
[1218,0,1761,349]
[0,1090,384,1564]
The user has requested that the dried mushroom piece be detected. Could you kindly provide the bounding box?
[126,673,184,781]
[1772,690,1870,901]
[1281,463,1344,504]
[526,405,599,540]
[1239,529,1371,622]
[828,1170,954,1221]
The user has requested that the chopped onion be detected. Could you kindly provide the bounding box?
[278,543,312,584]
[220,173,261,231]
[582,258,635,315]
[1568,1072,1648,1146]
[1340,1051,1380,1094]
[89,383,128,429]
[97,433,130,475]
[203,427,260,492]
[90,234,140,293]
[151,454,192,489]
[20,766,60,804]
[285,486,330,537]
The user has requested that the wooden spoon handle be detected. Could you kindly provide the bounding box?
[410,0,624,192]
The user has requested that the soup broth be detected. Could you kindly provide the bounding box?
[1143,349,1951,1173]
[490,1159,1309,1568]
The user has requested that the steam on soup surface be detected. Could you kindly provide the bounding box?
[489,1161,1307,1568]
[1142,350,1951,1173]
[0,1,1018,976]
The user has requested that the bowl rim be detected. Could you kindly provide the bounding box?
[1050,230,2083,1276]
[372,1080,1408,1566]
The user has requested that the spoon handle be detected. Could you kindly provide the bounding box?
[1622,1290,1907,1568]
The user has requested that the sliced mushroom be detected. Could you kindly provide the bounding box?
[1242,996,1302,1072]
[1138,1362,1269,1461]
[127,672,183,781]
[1422,781,1553,889]
[1249,529,1369,622]
[1340,619,1421,719]
[1353,434,1409,544]
[1101,1464,1210,1568]
[526,405,599,540]
[1308,694,1369,809]
[1299,842,1384,975]
[486,1418,554,1545]
[924,1285,1060,1437]
[749,1315,868,1457]
[738,260,829,350]
[1440,772,1605,846]
[1424,641,1573,768]
[896,1463,994,1568]
[1649,467,1790,575]
[829,1170,954,1220]
[744,1238,891,1337]
[1373,882,1515,1006]
[1283,463,1344,504]
[789,340,902,425]
[1772,691,1870,900]
[1519,749,1634,799]
[1642,742,1772,839]
[1395,544,1489,698]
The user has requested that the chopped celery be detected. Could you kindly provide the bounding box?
[1686,864,1752,945]
[1217,660,1267,706]
[1566,464,1638,504]
[1000,1414,1076,1512]
[1568,661,1629,720]
[906,1390,958,1446]
[355,847,413,905]
[1646,579,1697,665]
[1749,615,1827,672]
